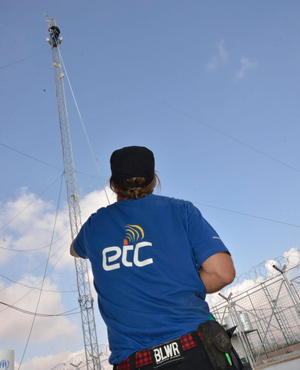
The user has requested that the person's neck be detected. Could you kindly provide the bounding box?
[117,196,128,202]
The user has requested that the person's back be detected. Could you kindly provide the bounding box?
[71,146,243,370]
[74,193,229,363]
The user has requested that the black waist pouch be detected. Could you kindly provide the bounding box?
[199,320,232,370]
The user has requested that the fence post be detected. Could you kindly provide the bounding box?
[273,264,300,315]
[219,293,255,369]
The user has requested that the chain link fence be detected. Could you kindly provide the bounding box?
[209,249,300,369]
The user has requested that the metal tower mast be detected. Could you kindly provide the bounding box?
[46,17,101,370]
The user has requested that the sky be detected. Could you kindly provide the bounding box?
[1,0,300,368]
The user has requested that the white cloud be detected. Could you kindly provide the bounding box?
[284,247,300,268]
[265,258,281,277]
[218,39,229,62]
[236,57,257,79]
[0,186,116,269]
[15,350,84,370]
[0,188,70,266]
[0,235,13,264]
[207,39,229,70]
[0,275,78,344]
[80,187,116,224]
[207,56,218,71]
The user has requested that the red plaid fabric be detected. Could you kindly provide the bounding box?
[116,330,202,369]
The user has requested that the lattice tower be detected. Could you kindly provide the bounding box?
[46,17,101,370]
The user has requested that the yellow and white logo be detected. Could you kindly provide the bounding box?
[102,225,153,271]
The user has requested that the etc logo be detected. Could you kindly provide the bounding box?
[0,360,10,370]
[102,225,153,271]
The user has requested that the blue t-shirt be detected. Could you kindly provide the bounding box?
[74,194,229,364]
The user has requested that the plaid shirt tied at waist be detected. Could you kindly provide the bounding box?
[115,330,203,370]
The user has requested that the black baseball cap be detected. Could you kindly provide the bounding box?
[110,146,155,188]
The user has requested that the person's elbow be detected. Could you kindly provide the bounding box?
[220,264,236,286]
[70,241,80,258]
[200,252,236,293]
[215,252,236,286]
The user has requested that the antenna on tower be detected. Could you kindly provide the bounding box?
[46,18,101,369]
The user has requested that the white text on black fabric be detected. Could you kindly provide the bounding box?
[151,339,184,368]
[153,342,180,363]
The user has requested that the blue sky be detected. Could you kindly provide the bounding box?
[1,0,300,368]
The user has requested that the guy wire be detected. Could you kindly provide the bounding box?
[58,48,110,205]
[18,175,64,369]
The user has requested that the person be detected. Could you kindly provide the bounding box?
[70,146,242,370]
[48,25,60,46]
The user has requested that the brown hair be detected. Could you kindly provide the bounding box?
[110,173,161,201]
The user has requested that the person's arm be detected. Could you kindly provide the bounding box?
[70,240,80,258]
[199,252,236,293]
